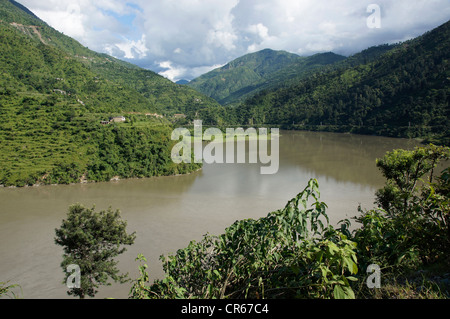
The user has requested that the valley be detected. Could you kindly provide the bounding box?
[0,0,449,302]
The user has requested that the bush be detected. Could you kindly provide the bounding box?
[130,179,359,299]
[130,145,449,300]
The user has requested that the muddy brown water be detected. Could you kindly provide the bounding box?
[0,131,422,299]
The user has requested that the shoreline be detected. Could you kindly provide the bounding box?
[0,129,432,189]
[0,167,203,190]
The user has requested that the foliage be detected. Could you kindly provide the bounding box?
[0,90,201,186]
[0,0,210,187]
[354,145,450,273]
[130,179,359,299]
[130,146,450,300]
[0,281,21,299]
[55,204,136,299]
[375,144,450,213]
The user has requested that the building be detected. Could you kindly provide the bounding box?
[110,116,126,123]
[101,116,126,125]
[146,113,164,119]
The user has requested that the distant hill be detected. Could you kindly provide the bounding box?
[176,79,190,85]
[233,20,450,144]
[188,49,346,105]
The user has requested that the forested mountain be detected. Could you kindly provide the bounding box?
[0,0,221,116]
[1,0,448,187]
[187,49,346,105]
[232,20,449,144]
[0,0,212,186]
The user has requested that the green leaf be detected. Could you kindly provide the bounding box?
[291,265,300,275]
[333,285,355,299]
[344,258,358,275]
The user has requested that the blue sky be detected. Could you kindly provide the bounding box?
[16,0,450,82]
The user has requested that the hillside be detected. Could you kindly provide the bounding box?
[233,20,450,144]
[187,49,345,105]
[0,0,212,187]
[0,0,221,116]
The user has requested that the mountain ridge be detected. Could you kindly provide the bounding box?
[231,20,449,144]
[187,48,346,105]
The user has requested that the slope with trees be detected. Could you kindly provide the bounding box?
[233,21,449,144]
[187,49,346,105]
[0,0,216,187]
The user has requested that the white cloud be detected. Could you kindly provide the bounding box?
[248,23,269,40]
[16,0,450,81]
[115,34,148,59]
[158,61,226,82]
[158,61,186,82]
[30,2,87,38]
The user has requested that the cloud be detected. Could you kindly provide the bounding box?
[16,0,450,81]
[109,34,148,59]
[158,61,186,82]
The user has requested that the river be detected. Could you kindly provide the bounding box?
[0,131,421,299]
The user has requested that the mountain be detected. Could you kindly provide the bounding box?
[0,0,216,186]
[234,20,450,144]
[188,49,346,105]
[176,79,190,85]
[0,0,220,116]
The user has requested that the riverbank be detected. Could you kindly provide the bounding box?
[281,124,449,146]
[0,131,440,299]
[0,167,204,189]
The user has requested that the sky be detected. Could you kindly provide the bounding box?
[16,0,450,82]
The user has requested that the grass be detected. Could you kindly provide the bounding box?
[355,262,450,299]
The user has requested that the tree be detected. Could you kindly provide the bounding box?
[368,144,450,266]
[55,204,136,299]
[375,144,450,215]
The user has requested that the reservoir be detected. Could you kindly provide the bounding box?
[0,131,422,299]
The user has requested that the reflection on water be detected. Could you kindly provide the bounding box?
[0,131,421,299]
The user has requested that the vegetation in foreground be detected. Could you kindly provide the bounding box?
[129,144,449,299]
[0,0,449,299]
[54,204,136,299]
[1,145,448,300]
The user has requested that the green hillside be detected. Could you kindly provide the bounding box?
[233,21,450,144]
[0,0,212,187]
[187,49,345,105]
[0,0,221,116]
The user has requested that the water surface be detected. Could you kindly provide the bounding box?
[0,131,421,299]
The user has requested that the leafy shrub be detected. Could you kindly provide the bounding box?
[355,145,450,272]
[130,179,359,299]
